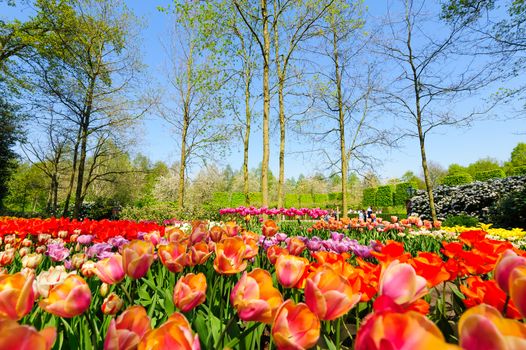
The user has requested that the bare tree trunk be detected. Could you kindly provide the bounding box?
[73,120,88,218]
[243,67,251,205]
[406,12,437,222]
[261,0,270,207]
[62,129,80,216]
[273,5,286,208]
[178,115,188,208]
[332,28,348,218]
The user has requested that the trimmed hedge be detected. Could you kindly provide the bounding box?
[362,187,377,206]
[441,173,473,186]
[473,169,505,182]
[394,182,415,206]
[328,192,343,201]
[376,185,394,207]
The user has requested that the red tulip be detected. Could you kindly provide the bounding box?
[39,275,91,318]
[231,269,283,324]
[173,273,207,313]
[272,300,320,350]
[122,240,154,279]
[0,272,35,320]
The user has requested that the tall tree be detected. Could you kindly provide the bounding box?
[378,0,501,221]
[159,7,229,208]
[0,96,25,210]
[25,0,146,217]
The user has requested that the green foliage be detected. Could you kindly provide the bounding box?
[442,214,479,227]
[465,158,501,176]
[473,169,505,182]
[447,163,467,175]
[328,192,343,201]
[394,182,415,206]
[120,202,180,223]
[509,142,526,167]
[312,193,328,204]
[490,187,526,229]
[508,165,526,176]
[441,173,473,186]
[376,185,394,207]
[362,187,377,206]
[285,193,299,207]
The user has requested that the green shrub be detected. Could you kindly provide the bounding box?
[442,215,479,227]
[490,187,526,229]
[508,166,526,176]
[473,169,505,182]
[328,192,343,201]
[441,173,473,186]
[248,192,263,206]
[376,185,394,207]
[212,192,231,208]
[394,182,415,206]
[285,194,299,207]
[313,193,328,204]
[362,187,377,206]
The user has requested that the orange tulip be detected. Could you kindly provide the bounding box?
[173,273,207,313]
[272,300,320,350]
[94,254,126,285]
[510,266,526,319]
[267,245,289,265]
[122,240,155,279]
[304,266,361,320]
[104,305,151,350]
[355,310,459,350]
[0,272,35,320]
[494,249,526,295]
[262,220,278,237]
[39,275,91,318]
[213,237,247,275]
[101,293,124,315]
[231,269,283,324]
[138,312,200,350]
[188,242,212,266]
[459,304,526,350]
[410,252,450,288]
[287,237,306,256]
[0,319,56,350]
[190,221,207,244]
[275,255,309,288]
[166,227,188,243]
[243,238,259,260]
[209,226,224,243]
[158,243,188,273]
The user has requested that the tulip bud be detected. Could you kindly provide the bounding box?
[101,293,123,315]
[22,253,43,269]
[81,260,96,278]
[18,247,31,258]
[4,235,16,245]
[70,234,79,243]
[36,245,47,254]
[71,253,87,270]
[75,243,81,252]
[38,234,51,244]
[0,248,15,266]
[100,283,109,298]
[58,231,68,239]
[21,238,33,247]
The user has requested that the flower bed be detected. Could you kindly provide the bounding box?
[0,217,525,349]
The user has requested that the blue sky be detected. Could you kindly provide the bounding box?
[3,0,525,181]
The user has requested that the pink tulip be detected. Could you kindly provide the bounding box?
[93,254,126,285]
[510,266,526,319]
[122,240,154,279]
[459,304,526,350]
[104,305,151,350]
[379,260,427,306]
[494,249,526,294]
[39,275,91,318]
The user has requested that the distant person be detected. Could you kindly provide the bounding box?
[367,206,373,219]
[358,210,364,221]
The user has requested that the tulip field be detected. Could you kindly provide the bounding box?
[1,210,526,350]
